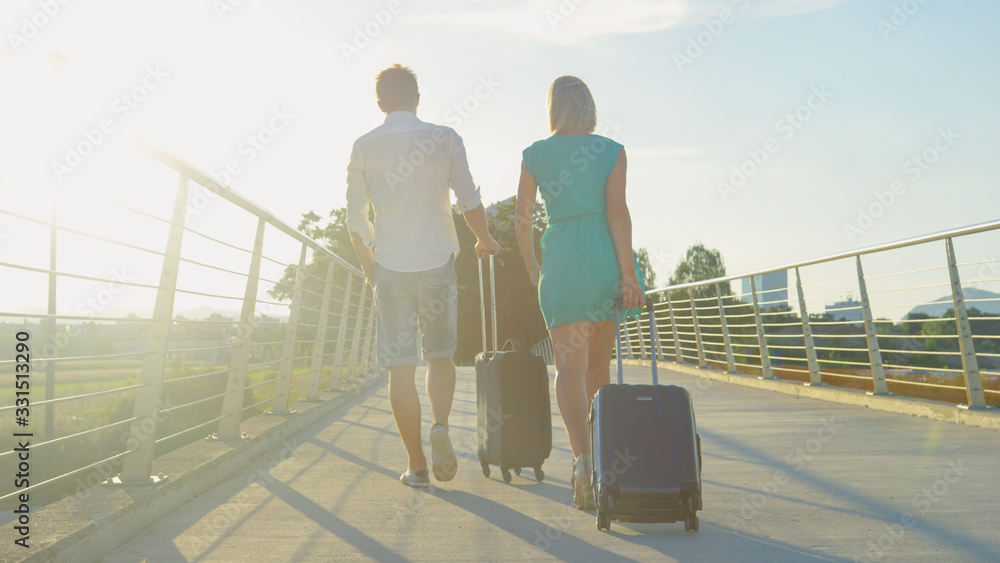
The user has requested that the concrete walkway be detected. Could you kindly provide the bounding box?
[101,366,1000,562]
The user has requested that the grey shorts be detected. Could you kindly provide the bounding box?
[371,259,459,367]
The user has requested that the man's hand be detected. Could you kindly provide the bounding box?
[475,236,501,259]
[349,231,375,282]
[360,256,374,282]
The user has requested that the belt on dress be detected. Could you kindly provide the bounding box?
[547,208,608,224]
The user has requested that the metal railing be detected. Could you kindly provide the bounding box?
[615,219,1000,409]
[0,143,378,506]
[529,337,554,365]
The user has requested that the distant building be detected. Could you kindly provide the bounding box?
[825,296,863,322]
[742,270,788,310]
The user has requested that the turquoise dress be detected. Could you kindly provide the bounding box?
[522,134,645,329]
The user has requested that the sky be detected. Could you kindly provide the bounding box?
[2,0,999,319]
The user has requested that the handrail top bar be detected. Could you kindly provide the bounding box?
[648,217,1000,295]
[139,140,363,276]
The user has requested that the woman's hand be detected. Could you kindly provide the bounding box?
[527,264,541,288]
[621,275,643,309]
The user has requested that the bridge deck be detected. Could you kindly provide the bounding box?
[101,366,1000,562]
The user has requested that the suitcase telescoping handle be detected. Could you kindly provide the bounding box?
[478,255,498,357]
[614,297,659,386]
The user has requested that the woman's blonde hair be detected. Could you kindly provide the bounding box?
[548,76,596,135]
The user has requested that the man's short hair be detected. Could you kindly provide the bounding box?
[376,64,419,108]
[548,75,596,135]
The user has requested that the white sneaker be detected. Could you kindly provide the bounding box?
[400,468,430,488]
[429,423,458,482]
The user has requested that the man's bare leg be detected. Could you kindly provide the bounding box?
[426,356,458,481]
[388,364,426,472]
[426,357,456,429]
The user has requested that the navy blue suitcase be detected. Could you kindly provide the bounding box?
[590,299,702,531]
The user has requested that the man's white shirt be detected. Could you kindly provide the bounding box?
[346,111,482,273]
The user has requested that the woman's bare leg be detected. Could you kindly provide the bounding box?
[586,321,616,400]
[550,321,594,458]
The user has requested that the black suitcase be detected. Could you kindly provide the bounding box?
[475,255,552,483]
[590,299,703,531]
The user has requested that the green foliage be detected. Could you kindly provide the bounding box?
[453,198,548,364]
[268,209,362,303]
[635,248,657,290]
[668,243,731,299]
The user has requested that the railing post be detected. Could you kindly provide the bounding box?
[667,293,683,363]
[622,317,636,359]
[330,272,355,390]
[856,256,889,395]
[795,267,824,386]
[750,276,775,380]
[44,202,57,442]
[368,318,379,371]
[945,238,987,408]
[306,260,336,400]
[272,243,308,414]
[716,283,737,373]
[653,302,665,361]
[346,283,368,383]
[217,217,266,438]
[359,290,377,377]
[690,290,707,369]
[40,201,57,493]
[118,174,189,484]
[637,306,648,360]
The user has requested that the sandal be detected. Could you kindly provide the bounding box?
[572,453,594,510]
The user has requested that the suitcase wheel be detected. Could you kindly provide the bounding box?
[534,467,544,482]
[684,515,699,532]
[597,512,611,531]
[687,492,702,512]
[514,467,521,477]
[501,468,512,483]
[481,463,491,478]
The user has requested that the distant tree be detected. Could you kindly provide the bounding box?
[635,248,657,291]
[668,243,730,299]
[902,312,932,335]
[454,197,549,364]
[268,209,361,304]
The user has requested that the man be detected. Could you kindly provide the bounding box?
[346,64,500,487]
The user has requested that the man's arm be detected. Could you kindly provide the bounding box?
[345,143,376,279]
[449,132,499,257]
[350,231,375,279]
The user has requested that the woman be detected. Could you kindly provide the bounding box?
[515,76,644,509]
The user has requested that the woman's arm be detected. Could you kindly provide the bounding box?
[515,161,542,287]
[606,148,643,308]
